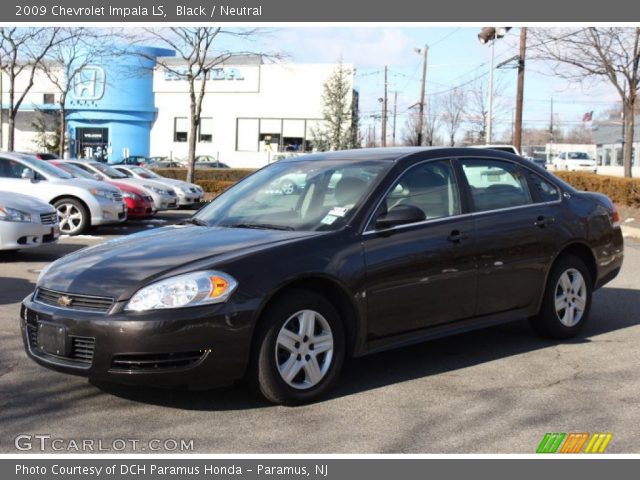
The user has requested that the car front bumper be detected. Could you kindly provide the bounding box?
[20,294,255,389]
[0,222,59,250]
[150,193,178,211]
[91,199,128,226]
[176,192,202,206]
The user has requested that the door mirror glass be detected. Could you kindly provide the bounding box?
[375,204,426,229]
[21,168,35,180]
[93,173,104,181]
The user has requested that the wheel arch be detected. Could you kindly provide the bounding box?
[250,275,362,360]
[50,195,92,226]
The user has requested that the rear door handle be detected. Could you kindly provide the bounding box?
[534,215,555,228]
[447,230,469,243]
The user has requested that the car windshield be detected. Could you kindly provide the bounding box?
[193,159,389,231]
[90,162,128,179]
[53,162,96,180]
[567,152,591,160]
[130,166,161,179]
[19,156,74,179]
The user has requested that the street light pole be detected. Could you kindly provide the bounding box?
[513,27,527,152]
[382,66,388,147]
[487,39,496,144]
[416,45,429,146]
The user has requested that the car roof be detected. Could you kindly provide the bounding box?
[278,147,524,164]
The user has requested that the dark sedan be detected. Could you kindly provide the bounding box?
[21,147,623,404]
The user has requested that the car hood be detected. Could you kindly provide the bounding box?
[151,178,199,190]
[38,225,318,300]
[107,180,148,196]
[0,191,54,213]
[115,178,175,192]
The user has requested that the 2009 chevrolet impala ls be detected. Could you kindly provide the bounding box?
[21,148,623,404]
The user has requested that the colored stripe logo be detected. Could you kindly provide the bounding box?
[537,433,612,453]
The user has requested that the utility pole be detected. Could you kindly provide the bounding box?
[548,97,554,163]
[514,27,527,153]
[392,91,398,145]
[382,66,388,147]
[416,45,429,146]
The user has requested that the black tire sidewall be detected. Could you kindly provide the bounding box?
[53,198,89,236]
[533,255,593,339]
[252,290,345,405]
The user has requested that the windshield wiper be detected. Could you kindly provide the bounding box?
[181,218,209,226]
[222,222,295,231]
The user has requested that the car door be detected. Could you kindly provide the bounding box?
[458,157,560,317]
[362,159,477,339]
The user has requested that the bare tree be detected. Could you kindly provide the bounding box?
[402,100,441,146]
[441,87,466,146]
[531,27,640,177]
[466,77,508,145]
[139,27,271,183]
[0,27,63,151]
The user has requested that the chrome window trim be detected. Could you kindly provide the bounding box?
[362,155,564,236]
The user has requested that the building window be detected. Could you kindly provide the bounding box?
[43,93,55,104]
[174,117,188,142]
[199,118,212,143]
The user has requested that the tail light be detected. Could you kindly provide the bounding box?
[611,204,621,227]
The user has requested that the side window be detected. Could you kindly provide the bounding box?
[72,163,92,173]
[461,158,532,212]
[380,160,461,221]
[0,158,24,178]
[529,172,560,203]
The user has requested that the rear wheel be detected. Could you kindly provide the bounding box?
[249,290,345,405]
[530,255,592,339]
[54,198,89,236]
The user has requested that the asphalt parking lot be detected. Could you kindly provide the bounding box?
[1,212,639,453]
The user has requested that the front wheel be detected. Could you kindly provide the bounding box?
[249,290,345,405]
[54,198,89,236]
[530,255,592,339]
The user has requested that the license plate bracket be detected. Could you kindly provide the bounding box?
[37,322,68,356]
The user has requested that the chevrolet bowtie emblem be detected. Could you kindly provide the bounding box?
[57,295,73,307]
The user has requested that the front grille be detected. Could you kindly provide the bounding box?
[112,193,123,202]
[34,288,113,313]
[26,324,95,365]
[40,212,58,225]
[190,188,198,193]
[110,351,206,372]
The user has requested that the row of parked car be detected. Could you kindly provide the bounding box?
[0,152,205,251]
[114,155,230,169]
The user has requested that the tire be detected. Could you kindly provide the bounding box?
[54,198,89,236]
[530,255,592,339]
[249,289,345,405]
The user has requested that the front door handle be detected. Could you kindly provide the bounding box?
[534,215,555,228]
[447,230,469,243]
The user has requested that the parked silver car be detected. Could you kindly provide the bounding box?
[0,153,126,235]
[113,166,204,207]
[0,192,60,251]
[65,160,179,211]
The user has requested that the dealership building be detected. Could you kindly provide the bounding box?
[0,47,354,168]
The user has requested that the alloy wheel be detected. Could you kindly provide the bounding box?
[554,268,587,327]
[275,309,334,390]
[56,203,84,235]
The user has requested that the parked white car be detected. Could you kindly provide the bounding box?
[0,153,126,235]
[0,192,59,250]
[553,152,598,173]
[65,160,179,211]
[113,166,204,207]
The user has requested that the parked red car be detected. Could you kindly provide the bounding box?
[51,161,156,219]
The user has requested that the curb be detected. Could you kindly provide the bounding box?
[621,225,640,239]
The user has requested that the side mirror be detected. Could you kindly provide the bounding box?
[21,168,35,180]
[375,204,426,230]
[93,173,104,181]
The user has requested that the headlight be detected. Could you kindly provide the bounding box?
[123,192,141,201]
[90,188,117,201]
[0,206,32,223]
[145,185,169,195]
[124,270,237,312]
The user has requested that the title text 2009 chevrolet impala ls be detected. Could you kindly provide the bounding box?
[21,148,623,404]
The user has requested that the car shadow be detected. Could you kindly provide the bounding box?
[0,243,87,263]
[90,286,640,410]
[0,277,35,306]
